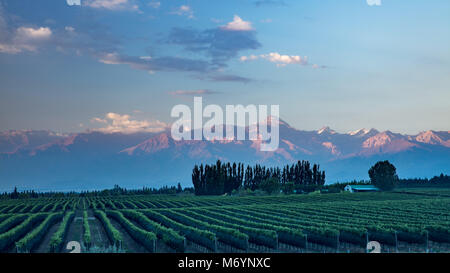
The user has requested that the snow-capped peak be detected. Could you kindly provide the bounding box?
[348,128,378,136]
[317,126,336,135]
[348,128,368,136]
[248,115,292,129]
[416,130,450,147]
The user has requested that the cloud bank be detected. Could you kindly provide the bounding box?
[0,26,52,54]
[167,15,261,66]
[221,15,254,31]
[98,52,216,73]
[168,89,219,96]
[366,0,382,6]
[241,52,308,67]
[170,5,194,19]
[91,113,168,134]
[84,0,139,11]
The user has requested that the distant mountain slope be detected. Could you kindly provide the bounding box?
[0,130,67,154]
[0,121,449,191]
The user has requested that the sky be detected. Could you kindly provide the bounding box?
[0,0,449,135]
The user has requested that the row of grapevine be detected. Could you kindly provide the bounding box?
[206,207,331,248]
[0,215,28,234]
[83,210,91,248]
[160,209,249,250]
[243,202,448,245]
[16,213,63,252]
[10,205,26,213]
[179,209,279,249]
[142,210,217,251]
[198,208,309,248]
[106,210,157,252]
[94,210,122,248]
[49,211,75,252]
[205,207,312,247]
[425,225,450,243]
[0,214,11,223]
[245,205,393,245]
[257,204,442,245]
[244,205,377,246]
[120,210,186,252]
[0,214,47,251]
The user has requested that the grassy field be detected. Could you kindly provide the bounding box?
[394,188,450,197]
[0,189,450,253]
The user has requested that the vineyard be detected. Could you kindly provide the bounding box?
[0,190,450,253]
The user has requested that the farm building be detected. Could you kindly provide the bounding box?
[344,185,380,193]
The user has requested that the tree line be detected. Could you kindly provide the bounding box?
[398,173,450,187]
[324,172,450,192]
[192,160,326,195]
[0,184,194,200]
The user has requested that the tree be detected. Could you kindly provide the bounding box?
[260,177,281,195]
[282,181,295,195]
[191,160,326,195]
[368,160,398,191]
[11,187,19,199]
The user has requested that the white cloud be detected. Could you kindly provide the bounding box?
[168,89,218,96]
[91,117,107,124]
[16,27,52,40]
[367,0,381,6]
[66,0,81,6]
[65,26,75,33]
[148,1,161,9]
[221,15,254,31]
[170,5,194,19]
[98,52,156,73]
[98,52,122,64]
[240,52,308,67]
[312,64,328,69]
[0,44,22,54]
[84,0,139,11]
[91,112,168,134]
[0,26,52,54]
[239,55,259,61]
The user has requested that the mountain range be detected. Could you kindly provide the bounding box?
[0,120,449,191]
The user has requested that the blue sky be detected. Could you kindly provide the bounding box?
[0,0,449,134]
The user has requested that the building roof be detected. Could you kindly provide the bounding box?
[347,185,379,190]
